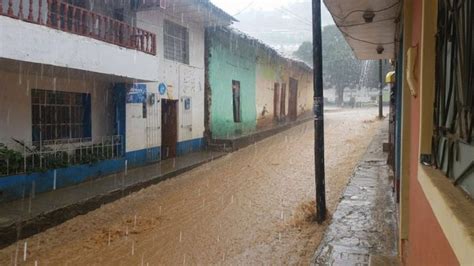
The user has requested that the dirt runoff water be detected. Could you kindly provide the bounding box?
[0,108,383,265]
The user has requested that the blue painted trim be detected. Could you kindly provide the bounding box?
[176,138,204,156]
[0,158,125,203]
[0,138,204,202]
[125,138,204,167]
[125,147,161,167]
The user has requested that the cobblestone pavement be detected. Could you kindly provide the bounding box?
[312,126,398,265]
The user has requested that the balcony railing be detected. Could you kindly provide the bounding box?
[0,0,156,55]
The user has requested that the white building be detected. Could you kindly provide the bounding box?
[0,0,233,201]
[126,0,235,165]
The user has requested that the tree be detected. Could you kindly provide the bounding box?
[321,25,361,105]
[293,41,313,66]
[293,25,360,105]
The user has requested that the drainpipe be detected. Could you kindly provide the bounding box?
[379,59,384,118]
[312,0,326,223]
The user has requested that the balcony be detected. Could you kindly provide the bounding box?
[0,0,159,82]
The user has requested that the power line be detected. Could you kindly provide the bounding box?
[233,1,256,16]
[331,1,401,22]
[338,28,396,45]
[338,17,398,28]
[278,7,312,26]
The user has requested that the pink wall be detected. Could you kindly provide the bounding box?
[404,0,458,265]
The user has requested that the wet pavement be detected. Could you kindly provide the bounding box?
[312,126,398,265]
[0,151,225,247]
[0,108,385,265]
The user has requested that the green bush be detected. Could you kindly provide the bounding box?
[0,144,24,175]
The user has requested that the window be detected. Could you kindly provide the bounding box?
[432,0,474,197]
[32,89,91,142]
[232,80,241,123]
[164,20,189,64]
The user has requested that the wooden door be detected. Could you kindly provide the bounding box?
[280,83,287,118]
[232,81,241,122]
[273,83,281,120]
[289,78,298,121]
[161,99,178,160]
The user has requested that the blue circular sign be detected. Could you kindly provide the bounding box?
[158,83,167,95]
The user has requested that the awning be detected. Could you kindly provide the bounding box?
[323,0,401,60]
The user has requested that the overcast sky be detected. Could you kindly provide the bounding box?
[210,0,334,26]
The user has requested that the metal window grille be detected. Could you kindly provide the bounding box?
[164,20,189,64]
[432,0,474,197]
[32,89,90,143]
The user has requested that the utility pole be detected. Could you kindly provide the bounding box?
[379,59,383,118]
[312,0,326,224]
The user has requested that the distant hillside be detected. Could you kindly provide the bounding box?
[232,1,333,55]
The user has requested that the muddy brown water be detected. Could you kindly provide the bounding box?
[0,108,383,265]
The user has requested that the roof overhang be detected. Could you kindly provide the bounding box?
[323,0,401,60]
[138,0,237,27]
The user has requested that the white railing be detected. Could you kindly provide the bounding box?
[0,135,124,176]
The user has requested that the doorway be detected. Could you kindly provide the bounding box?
[161,99,178,160]
[289,78,298,121]
[280,83,287,118]
[273,83,281,120]
[232,80,241,123]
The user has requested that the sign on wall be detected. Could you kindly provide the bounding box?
[127,84,147,103]
[158,83,167,96]
[181,96,192,128]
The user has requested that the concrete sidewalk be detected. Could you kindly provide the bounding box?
[0,150,226,248]
[312,126,399,265]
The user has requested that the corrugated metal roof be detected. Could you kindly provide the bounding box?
[211,26,313,72]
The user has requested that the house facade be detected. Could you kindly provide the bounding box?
[0,0,233,201]
[124,0,234,165]
[324,0,474,264]
[206,28,258,138]
[206,27,313,141]
[256,50,313,128]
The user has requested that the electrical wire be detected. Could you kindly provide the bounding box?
[233,1,256,16]
[330,1,401,22]
[338,17,398,28]
[338,28,396,46]
[278,6,312,26]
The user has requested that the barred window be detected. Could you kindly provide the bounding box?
[432,0,474,197]
[32,89,91,142]
[164,20,189,64]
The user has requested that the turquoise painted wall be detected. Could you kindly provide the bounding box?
[207,29,257,138]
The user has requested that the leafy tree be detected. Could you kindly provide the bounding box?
[293,41,313,66]
[321,25,361,105]
[292,25,397,106]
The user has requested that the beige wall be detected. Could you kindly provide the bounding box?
[255,56,284,126]
[255,54,313,128]
[283,62,313,116]
[0,68,115,144]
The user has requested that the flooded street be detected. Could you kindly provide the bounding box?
[0,108,383,265]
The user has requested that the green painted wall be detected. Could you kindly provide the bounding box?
[207,29,257,138]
